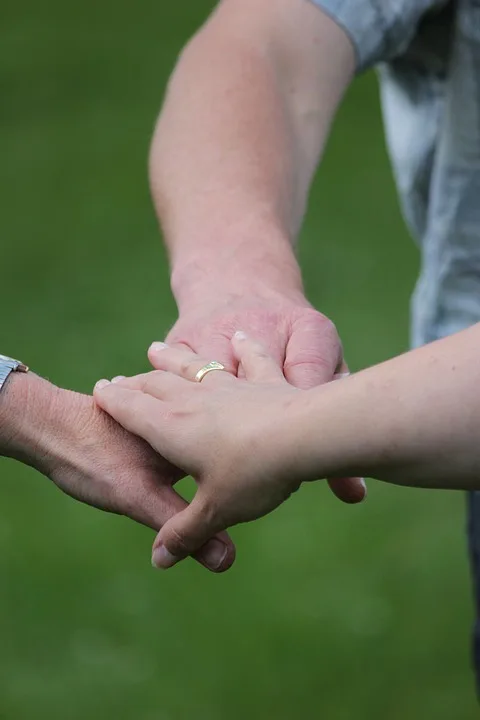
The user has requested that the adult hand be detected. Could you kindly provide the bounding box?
[94,335,365,570]
[166,283,365,503]
[0,372,234,572]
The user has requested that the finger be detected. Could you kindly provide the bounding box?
[327,366,366,503]
[148,343,235,386]
[150,340,193,366]
[283,320,367,503]
[114,456,235,572]
[95,379,194,472]
[163,332,238,376]
[284,315,342,390]
[151,492,231,571]
[232,331,285,384]
[128,482,187,531]
[127,482,234,572]
[333,360,350,380]
[326,477,366,503]
[94,380,163,449]
[94,380,236,572]
[110,371,192,401]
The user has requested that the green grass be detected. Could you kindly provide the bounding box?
[0,2,477,717]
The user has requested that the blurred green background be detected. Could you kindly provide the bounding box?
[0,2,476,718]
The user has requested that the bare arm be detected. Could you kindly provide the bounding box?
[150,0,355,304]
[149,0,365,505]
[0,370,234,572]
[304,324,480,489]
[94,325,480,566]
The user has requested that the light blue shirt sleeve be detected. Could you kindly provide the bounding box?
[309,0,448,71]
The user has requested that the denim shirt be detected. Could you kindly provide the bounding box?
[313,0,480,344]
[311,0,480,686]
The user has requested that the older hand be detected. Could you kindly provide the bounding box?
[166,285,365,504]
[0,372,235,572]
[94,335,366,570]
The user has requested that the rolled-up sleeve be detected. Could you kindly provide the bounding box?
[309,0,447,71]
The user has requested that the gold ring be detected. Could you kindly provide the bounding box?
[194,361,226,383]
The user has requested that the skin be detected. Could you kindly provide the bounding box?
[94,326,480,570]
[0,0,363,571]
[0,371,235,572]
[150,0,365,504]
[0,0,364,572]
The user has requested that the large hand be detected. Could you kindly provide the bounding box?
[1,372,234,572]
[94,335,365,570]
[166,285,365,503]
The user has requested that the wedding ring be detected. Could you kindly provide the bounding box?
[194,361,227,383]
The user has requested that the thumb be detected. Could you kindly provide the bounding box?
[283,317,367,505]
[284,315,341,390]
[151,494,229,571]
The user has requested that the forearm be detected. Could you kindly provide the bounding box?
[150,0,354,305]
[0,372,56,465]
[295,324,480,489]
[0,371,91,474]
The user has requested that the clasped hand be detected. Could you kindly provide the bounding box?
[94,333,365,571]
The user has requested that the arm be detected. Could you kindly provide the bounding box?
[151,0,364,504]
[151,0,354,303]
[300,323,480,489]
[0,369,234,572]
[95,326,480,567]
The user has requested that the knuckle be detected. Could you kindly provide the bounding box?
[322,317,339,341]
[166,526,192,557]
[252,344,271,361]
[214,318,237,339]
[284,345,332,372]
[144,370,164,391]
[179,357,195,377]
[196,492,221,528]
[308,311,339,341]
[286,311,342,372]
[136,374,151,392]
[298,308,338,336]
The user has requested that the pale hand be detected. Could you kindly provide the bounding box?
[94,334,366,570]
[167,286,365,504]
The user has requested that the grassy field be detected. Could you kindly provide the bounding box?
[0,2,477,718]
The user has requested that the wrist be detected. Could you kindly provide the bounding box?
[0,372,54,463]
[170,231,304,310]
[280,381,363,482]
[294,374,391,482]
[0,372,92,475]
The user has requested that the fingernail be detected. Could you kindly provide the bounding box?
[150,342,168,352]
[334,372,350,380]
[111,375,126,384]
[234,331,247,341]
[199,539,228,571]
[151,545,178,570]
[94,379,110,391]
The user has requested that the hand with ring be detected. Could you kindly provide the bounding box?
[93,332,353,570]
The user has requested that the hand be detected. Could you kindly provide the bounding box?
[0,372,235,572]
[94,334,366,570]
[166,283,365,503]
